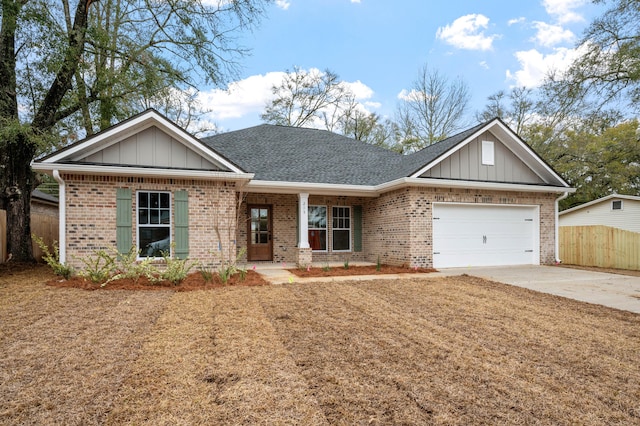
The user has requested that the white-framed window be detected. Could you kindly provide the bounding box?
[482,140,495,166]
[612,200,623,210]
[332,206,351,251]
[137,191,171,258]
[308,205,327,251]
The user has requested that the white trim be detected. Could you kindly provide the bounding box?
[432,202,540,267]
[39,110,245,174]
[52,170,66,264]
[331,206,352,252]
[377,177,575,194]
[247,180,378,196]
[410,119,570,187]
[559,193,640,215]
[136,190,172,260]
[298,193,310,249]
[32,162,254,181]
[308,205,328,252]
[555,192,569,263]
[481,140,495,166]
[245,177,574,197]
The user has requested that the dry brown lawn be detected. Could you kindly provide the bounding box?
[1,264,639,425]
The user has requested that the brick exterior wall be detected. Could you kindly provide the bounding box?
[237,193,368,265]
[63,175,558,270]
[363,186,557,268]
[63,174,237,269]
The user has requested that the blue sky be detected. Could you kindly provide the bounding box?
[198,0,604,131]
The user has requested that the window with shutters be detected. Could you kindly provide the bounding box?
[137,191,171,258]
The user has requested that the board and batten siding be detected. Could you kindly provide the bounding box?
[560,199,640,233]
[420,131,544,184]
[81,126,220,170]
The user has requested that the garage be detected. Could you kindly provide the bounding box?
[432,203,539,268]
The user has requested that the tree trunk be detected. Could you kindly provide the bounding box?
[0,133,36,262]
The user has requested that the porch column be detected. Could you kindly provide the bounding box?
[298,192,310,248]
[297,192,312,267]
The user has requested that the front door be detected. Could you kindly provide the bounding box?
[247,205,273,261]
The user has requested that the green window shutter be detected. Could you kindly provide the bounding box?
[174,190,189,259]
[116,188,132,254]
[353,205,363,252]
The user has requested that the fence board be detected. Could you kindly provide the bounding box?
[560,225,640,271]
[0,212,58,263]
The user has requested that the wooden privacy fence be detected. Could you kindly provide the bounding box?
[0,211,58,262]
[559,225,640,271]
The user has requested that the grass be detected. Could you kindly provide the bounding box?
[1,264,639,424]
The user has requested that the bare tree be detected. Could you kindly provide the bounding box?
[395,64,471,151]
[261,67,357,129]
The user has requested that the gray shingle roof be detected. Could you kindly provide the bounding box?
[202,122,490,186]
[203,125,404,185]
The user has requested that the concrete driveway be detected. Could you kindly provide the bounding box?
[439,265,640,314]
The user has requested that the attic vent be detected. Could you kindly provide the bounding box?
[612,200,623,210]
[481,140,494,166]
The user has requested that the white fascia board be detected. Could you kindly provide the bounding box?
[409,119,570,188]
[559,193,640,215]
[41,110,245,174]
[246,180,379,197]
[410,125,491,178]
[31,162,254,182]
[377,177,576,194]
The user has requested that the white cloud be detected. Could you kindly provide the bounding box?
[542,0,587,23]
[508,17,526,26]
[532,21,575,47]
[479,61,489,70]
[197,72,286,121]
[275,0,290,10]
[506,46,584,87]
[197,69,377,126]
[436,14,499,51]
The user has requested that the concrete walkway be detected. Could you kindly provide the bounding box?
[254,262,640,314]
[438,265,640,314]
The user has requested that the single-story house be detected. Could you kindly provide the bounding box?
[559,194,640,233]
[32,109,574,269]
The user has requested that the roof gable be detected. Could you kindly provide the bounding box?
[36,109,244,174]
[403,118,569,188]
[560,194,640,215]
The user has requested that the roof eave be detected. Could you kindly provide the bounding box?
[245,180,379,197]
[31,162,254,182]
[377,177,575,194]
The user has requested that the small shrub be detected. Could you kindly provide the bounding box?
[215,247,246,285]
[199,264,214,283]
[110,246,158,284]
[343,259,349,270]
[32,235,74,279]
[376,255,382,272]
[322,264,331,272]
[160,250,195,285]
[78,249,117,283]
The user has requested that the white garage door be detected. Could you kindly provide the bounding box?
[432,203,539,268]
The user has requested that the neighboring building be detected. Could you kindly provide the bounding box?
[32,109,573,270]
[31,189,59,218]
[559,194,640,233]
